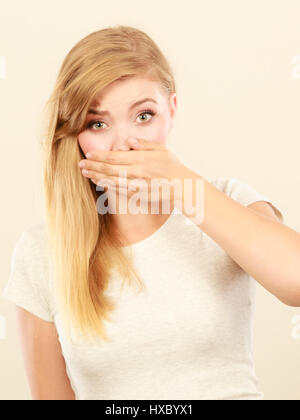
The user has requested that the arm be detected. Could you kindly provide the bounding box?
[174,168,300,307]
[15,306,76,400]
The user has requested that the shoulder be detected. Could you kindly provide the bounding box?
[4,222,55,322]
[15,221,48,248]
[209,176,284,222]
[209,176,270,203]
[209,176,245,194]
[11,222,52,269]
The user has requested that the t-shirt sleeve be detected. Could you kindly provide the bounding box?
[1,228,54,322]
[210,176,284,223]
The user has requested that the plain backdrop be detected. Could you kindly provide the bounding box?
[0,0,300,400]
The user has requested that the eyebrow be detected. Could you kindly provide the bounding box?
[87,97,158,116]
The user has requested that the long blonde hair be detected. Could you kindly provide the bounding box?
[40,25,176,343]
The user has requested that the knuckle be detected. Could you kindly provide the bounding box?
[99,162,108,171]
[132,167,142,178]
[106,153,115,163]
[138,153,145,163]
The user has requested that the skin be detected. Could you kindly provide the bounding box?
[78,75,178,246]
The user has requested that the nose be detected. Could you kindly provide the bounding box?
[112,137,133,151]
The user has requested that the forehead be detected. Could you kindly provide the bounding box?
[90,75,164,106]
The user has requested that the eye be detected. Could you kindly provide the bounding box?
[86,109,156,131]
[86,120,106,130]
[136,109,156,123]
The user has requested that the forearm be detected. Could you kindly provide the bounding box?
[173,167,300,307]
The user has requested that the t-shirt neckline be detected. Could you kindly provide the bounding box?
[121,206,179,249]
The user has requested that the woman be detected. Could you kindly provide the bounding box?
[3,25,297,401]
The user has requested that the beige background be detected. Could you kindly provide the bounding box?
[1,0,300,400]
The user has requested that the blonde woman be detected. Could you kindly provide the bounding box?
[2,25,299,401]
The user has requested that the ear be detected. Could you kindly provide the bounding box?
[168,93,177,131]
[169,93,177,119]
[169,92,177,114]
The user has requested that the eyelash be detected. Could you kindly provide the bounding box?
[86,109,156,131]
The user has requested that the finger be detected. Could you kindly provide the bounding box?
[82,169,129,186]
[82,163,141,180]
[85,149,136,165]
[81,160,135,177]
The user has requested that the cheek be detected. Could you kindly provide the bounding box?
[77,132,111,154]
[150,118,172,145]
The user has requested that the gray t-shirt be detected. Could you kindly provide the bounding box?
[1,177,283,400]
